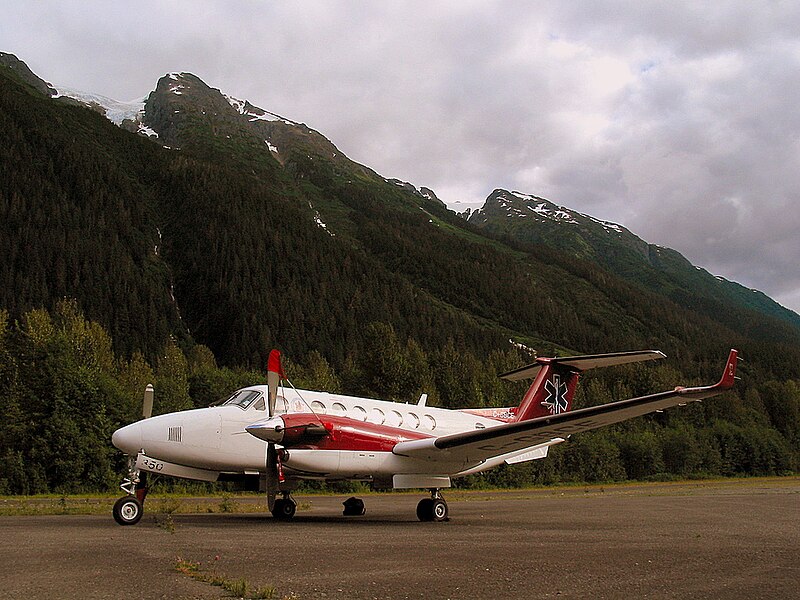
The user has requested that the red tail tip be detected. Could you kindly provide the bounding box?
[718,349,738,389]
[267,349,285,378]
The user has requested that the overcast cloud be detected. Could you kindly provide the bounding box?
[2,1,799,313]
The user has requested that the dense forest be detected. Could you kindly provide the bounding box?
[1,57,799,494]
[0,303,797,494]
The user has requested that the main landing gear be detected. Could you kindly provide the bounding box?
[416,489,448,522]
[271,492,297,521]
[113,456,148,526]
[342,496,366,516]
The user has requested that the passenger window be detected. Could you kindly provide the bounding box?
[369,408,385,424]
[407,413,420,429]
[331,402,346,415]
[422,415,436,430]
[475,422,486,430]
[310,400,326,414]
[386,410,403,427]
[352,406,367,421]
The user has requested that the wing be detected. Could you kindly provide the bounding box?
[393,349,738,466]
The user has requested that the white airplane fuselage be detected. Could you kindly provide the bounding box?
[111,386,528,488]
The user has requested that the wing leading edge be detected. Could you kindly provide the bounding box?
[393,349,739,465]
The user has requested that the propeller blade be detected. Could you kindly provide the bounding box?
[264,350,288,512]
[265,442,280,511]
[142,384,154,419]
[267,349,284,417]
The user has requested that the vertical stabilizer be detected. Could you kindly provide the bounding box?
[512,361,580,421]
[501,351,666,423]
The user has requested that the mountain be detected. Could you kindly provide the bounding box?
[467,189,800,340]
[3,55,800,374]
[0,52,56,96]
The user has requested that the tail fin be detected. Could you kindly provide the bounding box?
[502,350,665,422]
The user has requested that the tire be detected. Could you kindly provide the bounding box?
[272,498,297,521]
[431,498,448,522]
[342,497,366,516]
[416,498,434,521]
[113,496,143,526]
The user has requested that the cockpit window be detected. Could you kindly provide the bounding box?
[223,390,262,410]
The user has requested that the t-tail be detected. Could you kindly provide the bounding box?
[502,350,666,422]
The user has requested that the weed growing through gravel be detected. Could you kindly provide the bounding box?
[174,557,289,599]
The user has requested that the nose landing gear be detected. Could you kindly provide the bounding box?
[113,455,148,526]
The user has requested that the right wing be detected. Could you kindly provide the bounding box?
[393,349,739,466]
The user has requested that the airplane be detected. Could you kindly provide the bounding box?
[110,347,739,525]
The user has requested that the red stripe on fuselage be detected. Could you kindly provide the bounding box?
[279,413,432,452]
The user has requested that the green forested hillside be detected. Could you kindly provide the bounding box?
[1,59,799,494]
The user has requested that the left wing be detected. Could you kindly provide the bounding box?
[393,349,738,464]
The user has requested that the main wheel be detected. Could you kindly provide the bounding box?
[113,495,143,526]
[431,498,448,522]
[416,498,434,521]
[416,497,449,522]
[272,498,297,521]
[342,497,366,516]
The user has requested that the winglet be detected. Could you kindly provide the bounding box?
[717,349,739,390]
[674,349,739,397]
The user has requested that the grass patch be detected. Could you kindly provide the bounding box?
[175,557,292,599]
[2,476,797,517]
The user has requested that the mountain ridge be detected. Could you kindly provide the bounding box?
[2,55,799,372]
[468,189,800,333]
[52,72,798,328]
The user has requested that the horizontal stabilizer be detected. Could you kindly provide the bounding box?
[500,350,665,382]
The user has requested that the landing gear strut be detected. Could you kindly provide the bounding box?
[271,492,297,521]
[416,489,448,522]
[113,456,147,526]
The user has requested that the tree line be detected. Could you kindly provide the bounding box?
[0,303,796,495]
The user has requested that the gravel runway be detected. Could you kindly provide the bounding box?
[1,479,797,599]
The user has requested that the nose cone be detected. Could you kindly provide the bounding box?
[112,422,143,454]
[245,416,285,443]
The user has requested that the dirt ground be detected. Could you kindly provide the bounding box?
[1,478,798,599]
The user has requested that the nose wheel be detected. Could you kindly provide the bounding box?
[417,490,448,522]
[113,495,143,525]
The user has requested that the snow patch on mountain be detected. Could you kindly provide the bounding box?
[224,95,297,126]
[138,123,159,138]
[54,86,146,125]
[476,189,629,234]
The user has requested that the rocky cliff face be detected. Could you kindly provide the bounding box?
[0,51,56,96]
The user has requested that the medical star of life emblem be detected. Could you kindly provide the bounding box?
[541,374,569,414]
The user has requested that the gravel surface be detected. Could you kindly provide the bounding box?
[1,479,798,599]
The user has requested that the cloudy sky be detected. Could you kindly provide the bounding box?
[2,1,799,313]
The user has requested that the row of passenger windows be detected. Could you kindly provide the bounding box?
[275,397,437,430]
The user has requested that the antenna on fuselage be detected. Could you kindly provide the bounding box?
[417,393,428,407]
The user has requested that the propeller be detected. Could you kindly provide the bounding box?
[265,349,285,512]
[142,384,154,420]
